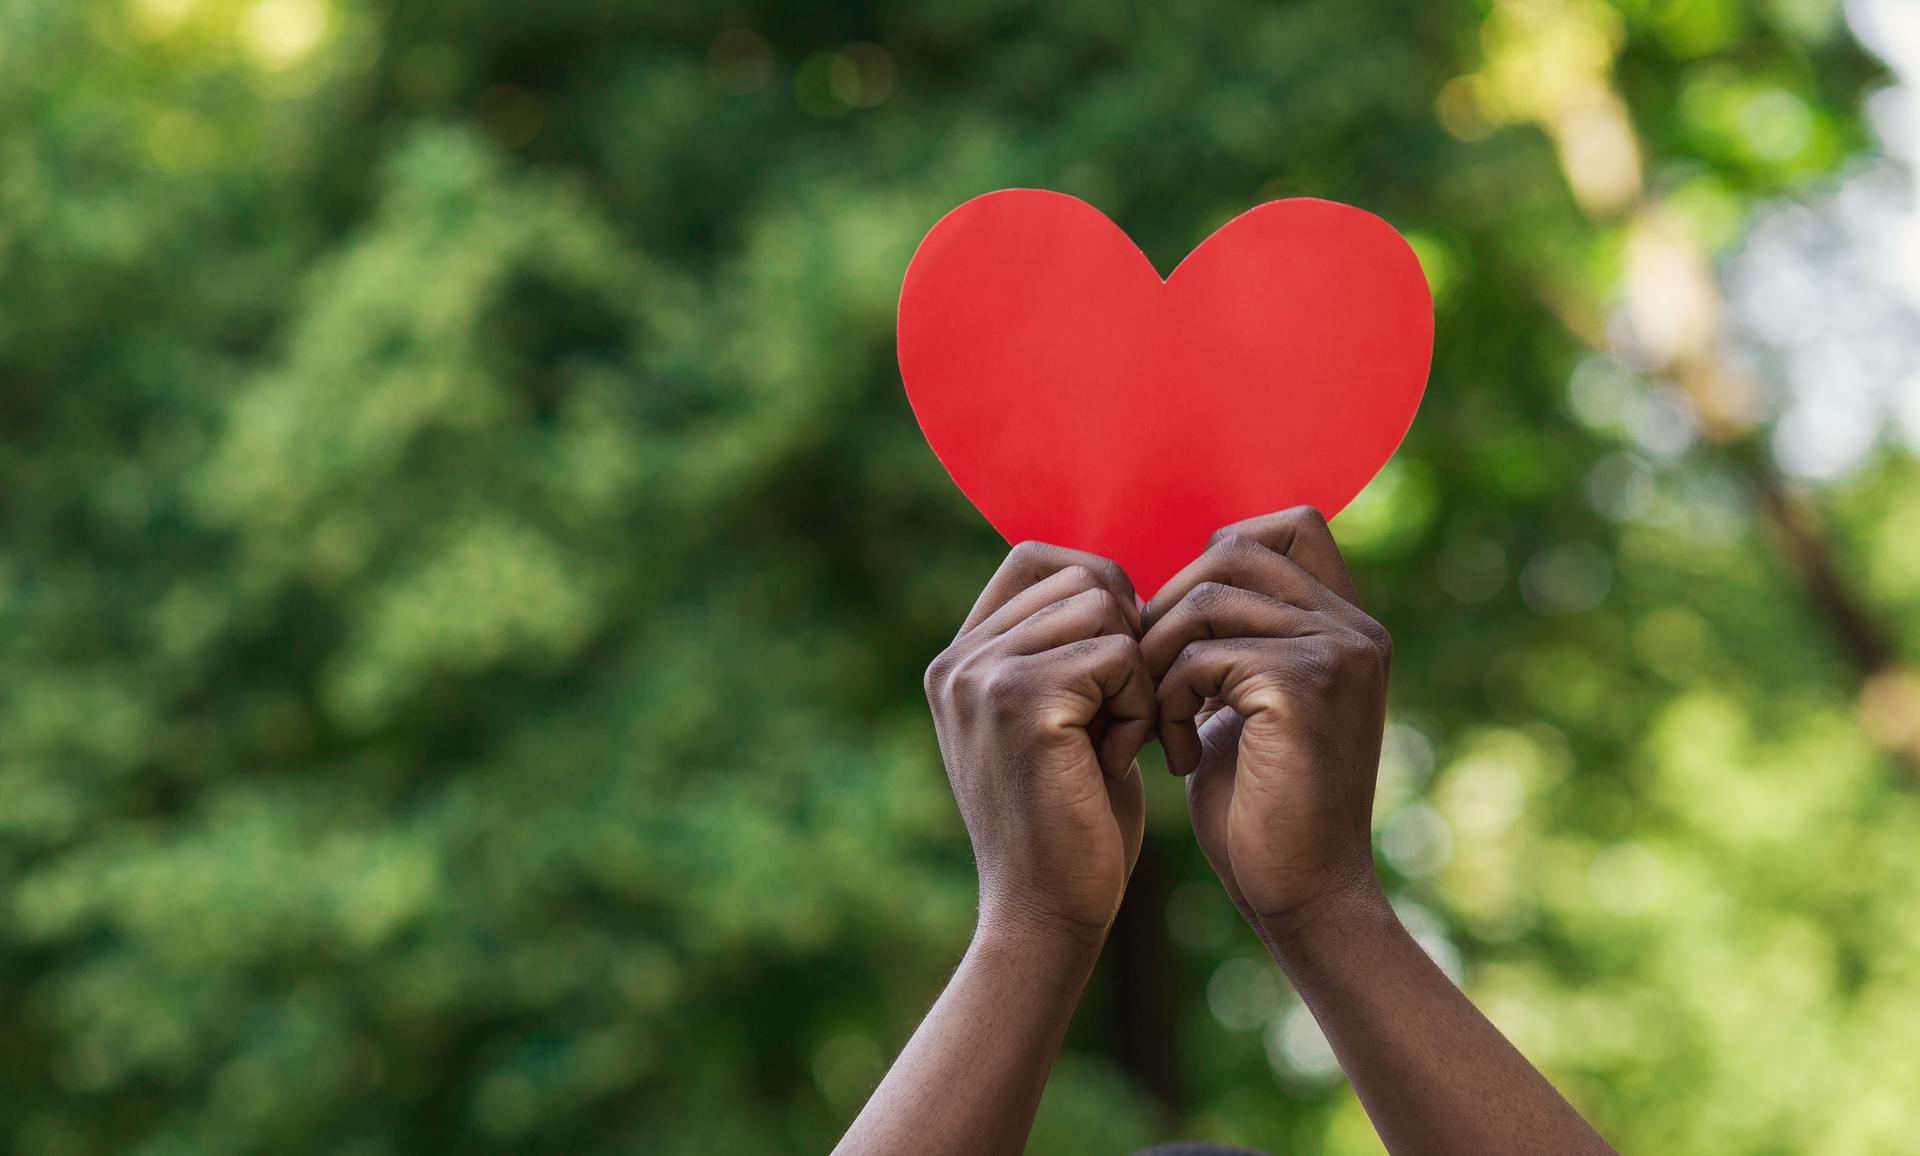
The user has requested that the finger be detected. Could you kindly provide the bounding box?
[1155,636,1337,775]
[1098,715,1157,782]
[1109,760,1145,876]
[1037,635,1158,779]
[1168,706,1249,782]
[1160,713,1203,780]
[1209,511,1391,668]
[961,542,1138,637]
[967,564,1120,645]
[1184,730,1239,881]
[1212,506,1358,603]
[1138,581,1330,677]
[1141,529,1390,667]
[1143,532,1345,633]
[994,587,1134,657]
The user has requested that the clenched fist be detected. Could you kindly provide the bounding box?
[924,543,1156,942]
[1140,507,1392,938]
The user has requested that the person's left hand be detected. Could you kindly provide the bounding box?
[1138,507,1393,939]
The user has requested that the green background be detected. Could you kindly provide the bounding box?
[5,0,1919,1152]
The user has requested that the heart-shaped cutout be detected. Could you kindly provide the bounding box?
[898,189,1433,595]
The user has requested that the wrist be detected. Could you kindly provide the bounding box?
[976,896,1113,961]
[1252,870,1394,955]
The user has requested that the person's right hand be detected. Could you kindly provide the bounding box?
[924,543,1157,943]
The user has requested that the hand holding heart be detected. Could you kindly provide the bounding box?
[908,191,1419,937]
[924,542,1151,940]
[1140,506,1391,940]
[855,199,1618,1156]
[925,507,1390,941]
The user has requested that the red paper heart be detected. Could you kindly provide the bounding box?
[898,189,1433,596]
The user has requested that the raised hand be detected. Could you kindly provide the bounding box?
[837,543,1156,1156]
[848,515,1614,1156]
[1140,506,1391,936]
[1139,506,1615,1156]
[923,541,1156,940]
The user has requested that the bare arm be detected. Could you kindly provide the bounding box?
[835,917,1102,1155]
[1143,507,1615,1156]
[1262,888,1611,1155]
[836,543,1152,1156]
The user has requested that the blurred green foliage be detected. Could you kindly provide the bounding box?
[2,0,1916,1153]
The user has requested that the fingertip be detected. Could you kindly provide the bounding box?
[1159,720,1202,777]
[1098,719,1153,779]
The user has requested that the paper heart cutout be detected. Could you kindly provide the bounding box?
[898,189,1433,596]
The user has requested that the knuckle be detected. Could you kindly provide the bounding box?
[1188,580,1231,612]
[1281,504,1329,531]
[977,657,1022,697]
[1046,586,1105,623]
[1361,636,1391,682]
[1362,618,1393,662]
[1059,632,1128,666]
[1062,568,1101,595]
[922,649,956,697]
[948,649,990,696]
[1006,540,1055,573]
[1206,522,1245,547]
[1207,530,1255,557]
[980,664,1032,718]
[1160,639,1212,687]
[1335,630,1377,665]
[1241,670,1295,715]
[1052,636,1102,663]
[974,660,1007,701]
[1317,630,1386,688]
[1289,640,1343,689]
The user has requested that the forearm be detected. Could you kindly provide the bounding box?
[834,916,1103,1156]
[1263,887,1615,1156]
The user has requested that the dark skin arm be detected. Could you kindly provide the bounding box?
[841,510,1617,1156]
[1143,506,1616,1156]
[835,543,1153,1156]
